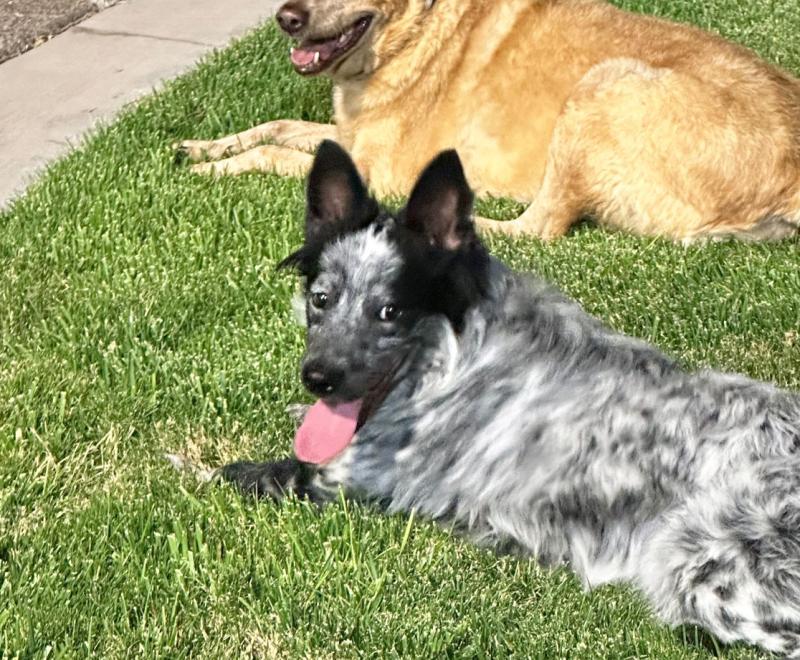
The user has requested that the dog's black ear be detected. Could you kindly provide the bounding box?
[402,149,475,250]
[305,140,379,243]
[278,142,378,275]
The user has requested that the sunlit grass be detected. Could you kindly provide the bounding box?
[1,1,799,656]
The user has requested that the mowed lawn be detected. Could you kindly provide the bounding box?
[2,1,800,657]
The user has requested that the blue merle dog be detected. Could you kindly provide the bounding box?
[220,141,800,656]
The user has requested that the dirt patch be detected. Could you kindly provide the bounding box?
[0,0,119,63]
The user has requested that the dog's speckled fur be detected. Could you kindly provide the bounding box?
[221,143,800,656]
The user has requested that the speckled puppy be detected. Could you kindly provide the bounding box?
[221,141,800,656]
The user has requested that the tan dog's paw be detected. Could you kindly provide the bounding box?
[173,139,236,163]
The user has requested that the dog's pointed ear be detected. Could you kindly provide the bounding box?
[403,149,475,250]
[305,140,378,243]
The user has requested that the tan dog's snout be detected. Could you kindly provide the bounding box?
[276,2,310,36]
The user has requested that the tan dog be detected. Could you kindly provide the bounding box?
[176,0,800,241]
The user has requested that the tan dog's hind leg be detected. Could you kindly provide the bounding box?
[474,141,588,240]
[477,58,791,241]
[190,144,313,177]
[474,64,627,240]
[176,120,336,162]
[475,160,584,240]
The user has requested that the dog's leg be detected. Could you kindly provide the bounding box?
[478,59,732,241]
[219,457,327,503]
[189,144,313,178]
[165,452,321,501]
[175,120,336,162]
[473,87,594,240]
[474,150,584,240]
[474,174,581,240]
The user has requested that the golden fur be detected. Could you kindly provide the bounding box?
[177,0,800,241]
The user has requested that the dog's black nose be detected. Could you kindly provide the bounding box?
[302,362,344,397]
[276,2,309,36]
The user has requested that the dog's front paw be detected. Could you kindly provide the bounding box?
[173,139,235,163]
[219,458,316,502]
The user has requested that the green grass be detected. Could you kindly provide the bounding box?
[1,0,800,656]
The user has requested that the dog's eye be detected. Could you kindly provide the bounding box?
[377,304,399,322]
[310,292,328,309]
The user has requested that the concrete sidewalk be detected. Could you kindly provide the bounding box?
[0,0,281,208]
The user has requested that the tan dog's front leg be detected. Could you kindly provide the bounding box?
[190,144,313,178]
[175,120,336,162]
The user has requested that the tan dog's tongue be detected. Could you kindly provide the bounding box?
[291,48,316,67]
[294,400,362,464]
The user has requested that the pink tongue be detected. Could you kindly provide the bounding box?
[294,399,362,464]
[291,39,340,68]
[291,48,316,67]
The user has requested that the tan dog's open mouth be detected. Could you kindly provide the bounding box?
[290,14,373,75]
